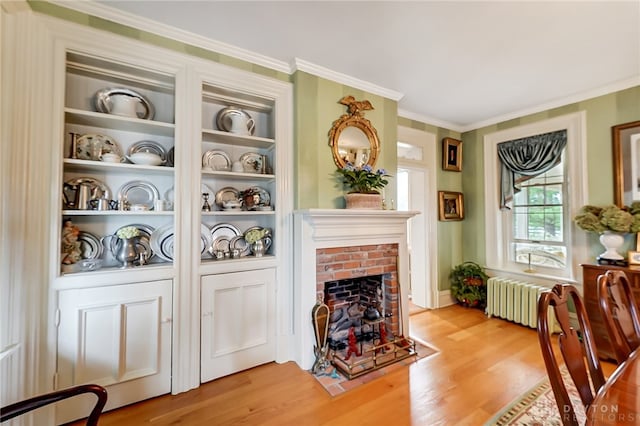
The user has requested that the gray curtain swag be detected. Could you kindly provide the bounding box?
[497,129,567,209]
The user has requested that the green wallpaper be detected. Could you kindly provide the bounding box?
[462,86,640,267]
[293,71,398,209]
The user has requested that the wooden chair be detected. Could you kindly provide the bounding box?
[0,384,107,425]
[598,270,640,363]
[537,283,606,426]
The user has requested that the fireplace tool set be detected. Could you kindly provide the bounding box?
[311,297,416,380]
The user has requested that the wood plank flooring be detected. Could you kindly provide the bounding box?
[71,305,617,425]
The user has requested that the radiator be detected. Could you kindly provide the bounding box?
[486,277,559,333]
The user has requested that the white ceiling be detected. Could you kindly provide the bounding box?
[84,1,640,131]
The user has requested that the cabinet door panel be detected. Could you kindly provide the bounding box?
[201,269,275,382]
[56,280,171,424]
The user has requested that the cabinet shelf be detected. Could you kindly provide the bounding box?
[201,128,274,149]
[62,210,174,216]
[201,210,275,217]
[64,158,175,175]
[201,169,274,181]
[66,108,175,137]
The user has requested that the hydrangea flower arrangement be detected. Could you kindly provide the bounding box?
[336,163,390,194]
[116,226,140,239]
[573,203,640,233]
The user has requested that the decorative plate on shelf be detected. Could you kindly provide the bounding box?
[150,223,174,262]
[210,223,241,243]
[239,152,264,173]
[241,186,271,210]
[77,231,103,260]
[229,235,251,257]
[202,149,231,171]
[93,87,155,120]
[75,134,122,161]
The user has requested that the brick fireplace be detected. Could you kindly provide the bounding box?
[293,209,418,371]
[317,244,400,348]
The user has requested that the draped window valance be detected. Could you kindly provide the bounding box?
[497,129,567,209]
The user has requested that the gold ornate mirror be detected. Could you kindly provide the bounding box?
[328,96,380,169]
[613,120,640,207]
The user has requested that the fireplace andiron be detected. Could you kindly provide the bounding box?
[311,299,330,374]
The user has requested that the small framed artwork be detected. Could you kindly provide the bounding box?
[628,251,640,265]
[438,191,464,221]
[442,137,462,172]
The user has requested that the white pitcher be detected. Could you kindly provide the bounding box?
[229,112,255,135]
[109,94,142,118]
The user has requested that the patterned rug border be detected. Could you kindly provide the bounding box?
[311,337,439,397]
[484,366,585,426]
[484,376,551,426]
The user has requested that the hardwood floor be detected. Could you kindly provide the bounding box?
[73,305,617,425]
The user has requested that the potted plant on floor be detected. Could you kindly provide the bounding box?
[450,261,489,309]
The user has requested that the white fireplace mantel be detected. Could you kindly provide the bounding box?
[293,209,419,370]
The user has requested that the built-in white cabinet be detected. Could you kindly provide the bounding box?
[55,279,172,424]
[201,269,276,382]
[29,10,293,423]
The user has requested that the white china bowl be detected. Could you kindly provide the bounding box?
[127,152,164,166]
[222,200,243,209]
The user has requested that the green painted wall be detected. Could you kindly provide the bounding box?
[293,71,397,209]
[462,86,640,268]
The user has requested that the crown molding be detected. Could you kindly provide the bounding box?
[292,58,404,102]
[397,109,464,133]
[458,75,640,133]
[48,0,291,73]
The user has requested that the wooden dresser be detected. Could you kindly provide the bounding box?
[582,263,640,362]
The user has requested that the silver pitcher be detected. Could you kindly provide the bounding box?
[250,236,272,257]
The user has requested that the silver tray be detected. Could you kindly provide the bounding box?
[118,180,160,210]
[77,231,103,260]
[94,87,155,120]
[216,106,255,135]
[75,134,122,161]
[128,140,167,161]
[64,177,112,204]
[202,149,231,171]
[214,187,240,209]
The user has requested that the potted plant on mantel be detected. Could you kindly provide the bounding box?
[450,261,489,309]
[336,163,390,209]
[573,203,640,263]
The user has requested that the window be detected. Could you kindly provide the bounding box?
[511,159,567,269]
[483,112,588,280]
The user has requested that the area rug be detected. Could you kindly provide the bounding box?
[484,366,585,426]
[311,337,439,397]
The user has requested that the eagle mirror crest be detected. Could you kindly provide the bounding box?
[328,96,380,169]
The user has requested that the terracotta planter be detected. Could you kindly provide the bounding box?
[345,193,382,209]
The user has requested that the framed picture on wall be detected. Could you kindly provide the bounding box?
[442,137,462,171]
[438,191,464,221]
